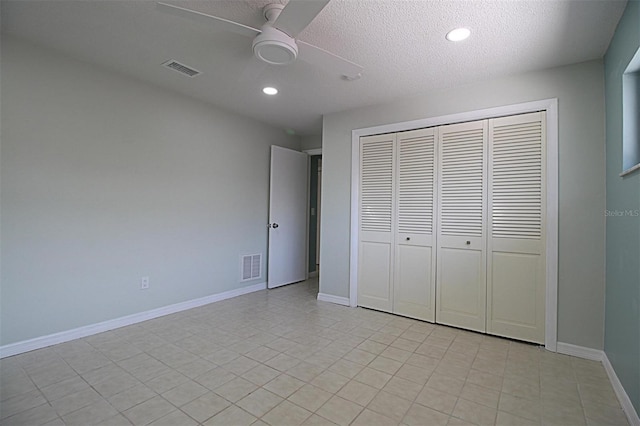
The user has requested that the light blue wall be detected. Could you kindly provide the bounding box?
[604,0,640,414]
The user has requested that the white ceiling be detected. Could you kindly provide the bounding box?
[1,0,627,136]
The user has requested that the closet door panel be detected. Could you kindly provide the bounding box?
[438,247,485,332]
[436,120,487,331]
[393,128,437,322]
[395,244,434,320]
[487,112,545,343]
[490,251,542,331]
[358,134,395,312]
[359,242,393,310]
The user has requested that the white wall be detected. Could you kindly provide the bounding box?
[301,135,322,151]
[0,37,300,346]
[320,60,606,350]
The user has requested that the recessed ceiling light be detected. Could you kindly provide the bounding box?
[263,86,278,95]
[446,27,471,42]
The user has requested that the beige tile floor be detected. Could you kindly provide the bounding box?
[0,278,630,426]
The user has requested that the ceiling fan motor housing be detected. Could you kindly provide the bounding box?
[252,25,298,65]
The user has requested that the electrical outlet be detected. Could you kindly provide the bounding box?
[140,276,149,290]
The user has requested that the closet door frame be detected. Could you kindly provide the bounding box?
[349,98,559,352]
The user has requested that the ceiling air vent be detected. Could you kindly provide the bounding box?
[162,60,201,77]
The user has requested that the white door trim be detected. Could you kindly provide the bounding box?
[349,98,559,351]
[304,148,322,156]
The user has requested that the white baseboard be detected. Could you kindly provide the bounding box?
[603,353,640,426]
[0,282,266,359]
[557,342,639,425]
[556,342,604,361]
[317,292,350,306]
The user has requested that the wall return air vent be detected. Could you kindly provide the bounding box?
[162,60,201,77]
[241,254,262,282]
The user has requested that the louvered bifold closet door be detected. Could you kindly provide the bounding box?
[436,120,488,332]
[393,128,437,322]
[487,112,546,343]
[358,133,396,312]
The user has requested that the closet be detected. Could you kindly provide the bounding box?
[357,111,546,344]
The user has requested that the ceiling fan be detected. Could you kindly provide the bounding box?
[157,0,363,80]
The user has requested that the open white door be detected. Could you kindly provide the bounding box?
[268,146,308,289]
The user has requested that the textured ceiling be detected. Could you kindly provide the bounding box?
[1,0,627,135]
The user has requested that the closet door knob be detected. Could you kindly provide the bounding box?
[406,237,411,241]
[466,240,471,245]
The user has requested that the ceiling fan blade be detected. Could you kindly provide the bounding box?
[298,41,363,80]
[157,2,260,38]
[273,0,330,38]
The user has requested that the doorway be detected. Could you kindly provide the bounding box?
[308,155,322,277]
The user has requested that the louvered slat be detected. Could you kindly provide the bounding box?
[361,138,394,232]
[398,133,434,234]
[440,127,484,237]
[491,120,543,239]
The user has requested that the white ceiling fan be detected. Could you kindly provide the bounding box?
[157,0,363,80]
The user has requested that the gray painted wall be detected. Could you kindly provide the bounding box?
[320,60,606,350]
[0,37,300,346]
[604,0,640,413]
[301,135,322,151]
